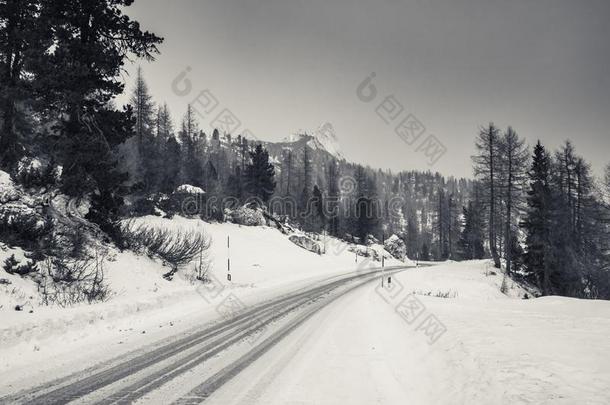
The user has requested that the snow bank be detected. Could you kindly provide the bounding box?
[396,261,610,404]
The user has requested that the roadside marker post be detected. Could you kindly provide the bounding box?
[381,232,385,287]
[227,235,231,282]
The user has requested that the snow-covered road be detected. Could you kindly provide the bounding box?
[2,261,609,404]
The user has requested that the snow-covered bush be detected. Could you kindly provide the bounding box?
[225,205,266,226]
[15,157,58,188]
[384,234,407,260]
[0,170,54,250]
[348,244,393,262]
[289,234,322,255]
[2,254,38,276]
[130,193,168,217]
[163,184,207,218]
[0,204,51,247]
[348,245,378,260]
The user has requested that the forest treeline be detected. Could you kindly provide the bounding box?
[1,0,609,298]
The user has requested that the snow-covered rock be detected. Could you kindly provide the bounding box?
[175,184,205,195]
[0,171,50,236]
[365,234,380,246]
[225,205,266,226]
[0,171,20,204]
[288,234,322,255]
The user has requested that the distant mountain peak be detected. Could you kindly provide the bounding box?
[311,122,344,160]
[282,123,344,160]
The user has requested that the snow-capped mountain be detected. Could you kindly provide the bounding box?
[310,122,344,160]
[281,122,345,161]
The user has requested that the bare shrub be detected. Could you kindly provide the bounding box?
[412,289,458,299]
[39,250,110,307]
[500,274,509,294]
[184,248,212,284]
[121,220,211,280]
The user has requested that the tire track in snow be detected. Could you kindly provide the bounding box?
[2,266,412,405]
[171,269,409,404]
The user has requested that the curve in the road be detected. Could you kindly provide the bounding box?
[2,266,411,405]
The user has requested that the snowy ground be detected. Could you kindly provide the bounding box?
[206,261,610,405]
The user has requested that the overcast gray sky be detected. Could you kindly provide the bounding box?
[118,0,610,179]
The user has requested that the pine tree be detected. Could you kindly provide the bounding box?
[130,67,157,191]
[499,127,529,274]
[353,166,380,240]
[421,242,430,261]
[327,161,340,236]
[554,141,578,232]
[522,141,552,291]
[406,214,419,260]
[162,136,181,194]
[300,147,313,229]
[179,104,203,186]
[548,141,585,295]
[29,0,162,240]
[131,67,155,148]
[156,103,174,142]
[311,184,325,232]
[203,160,218,193]
[509,234,524,274]
[244,144,276,203]
[226,165,243,201]
[604,163,610,201]
[0,0,50,169]
[523,141,609,297]
[447,193,458,259]
[459,200,486,260]
[473,123,502,268]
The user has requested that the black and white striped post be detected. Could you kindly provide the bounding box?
[227,235,231,282]
[382,231,385,268]
[381,231,385,287]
